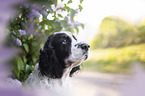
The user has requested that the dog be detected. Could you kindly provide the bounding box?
[24,31,90,96]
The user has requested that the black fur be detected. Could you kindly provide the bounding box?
[70,66,80,77]
[39,33,80,79]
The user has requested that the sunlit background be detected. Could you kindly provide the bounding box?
[68,0,145,96]
[0,0,145,96]
[75,0,145,41]
[72,0,145,73]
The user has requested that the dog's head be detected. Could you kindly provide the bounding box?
[39,32,90,79]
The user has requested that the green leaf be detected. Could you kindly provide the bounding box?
[79,5,83,12]
[55,0,58,6]
[70,9,76,19]
[61,0,63,2]
[14,30,20,36]
[32,42,37,47]
[58,14,63,18]
[67,0,72,4]
[64,4,70,12]
[23,56,27,63]
[33,58,37,63]
[76,27,79,33]
[80,0,83,4]
[23,44,29,53]
[13,64,20,79]
[71,29,75,33]
[16,57,24,71]
[26,65,31,73]
[81,24,84,29]
[60,20,67,27]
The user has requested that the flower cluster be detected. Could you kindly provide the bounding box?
[8,0,84,82]
[12,29,26,46]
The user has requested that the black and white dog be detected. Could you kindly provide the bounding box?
[24,31,90,96]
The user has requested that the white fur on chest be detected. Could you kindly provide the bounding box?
[24,64,72,96]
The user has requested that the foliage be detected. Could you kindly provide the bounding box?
[83,44,145,73]
[87,16,145,73]
[7,0,84,82]
[91,16,145,49]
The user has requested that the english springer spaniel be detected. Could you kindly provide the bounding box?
[24,31,90,96]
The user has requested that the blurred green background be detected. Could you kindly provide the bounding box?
[83,16,145,73]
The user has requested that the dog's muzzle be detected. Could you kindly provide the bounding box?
[75,42,90,52]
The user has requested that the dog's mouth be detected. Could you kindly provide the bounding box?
[66,53,88,67]
[84,54,88,60]
[82,51,89,60]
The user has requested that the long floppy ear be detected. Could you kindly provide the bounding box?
[38,34,65,79]
[70,65,80,77]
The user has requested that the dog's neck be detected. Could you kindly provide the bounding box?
[24,64,73,96]
[61,66,73,80]
[24,64,73,88]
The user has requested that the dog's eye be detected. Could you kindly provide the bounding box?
[62,39,67,44]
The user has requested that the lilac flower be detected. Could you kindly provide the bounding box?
[39,10,47,16]
[18,29,26,36]
[16,38,22,46]
[54,19,60,23]
[51,4,64,11]
[31,9,41,18]
[13,30,17,35]
[13,30,20,37]
[38,25,42,29]
[6,78,22,88]
[23,3,29,8]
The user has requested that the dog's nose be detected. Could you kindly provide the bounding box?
[76,43,90,51]
[80,43,90,51]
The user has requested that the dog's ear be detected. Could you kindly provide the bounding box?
[39,34,65,79]
[70,66,80,77]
